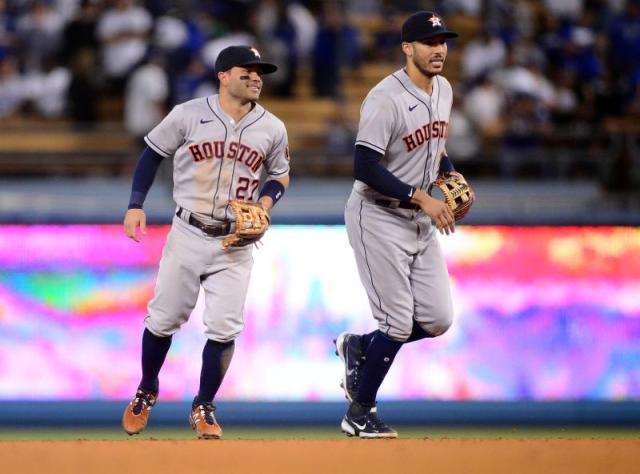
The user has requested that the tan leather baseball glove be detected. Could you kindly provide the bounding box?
[222,200,270,249]
[429,171,475,221]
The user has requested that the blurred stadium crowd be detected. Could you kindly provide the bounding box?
[0,0,639,189]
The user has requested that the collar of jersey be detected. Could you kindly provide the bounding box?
[397,68,439,102]
[212,94,263,127]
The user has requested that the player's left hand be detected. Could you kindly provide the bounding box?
[411,189,456,235]
[124,208,147,242]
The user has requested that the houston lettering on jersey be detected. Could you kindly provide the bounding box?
[188,140,264,172]
[402,120,449,152]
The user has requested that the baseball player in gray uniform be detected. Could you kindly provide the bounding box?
[121,45,290,439]
[335,12,459,438]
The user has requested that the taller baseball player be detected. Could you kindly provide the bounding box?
[335,12,461,438]
[121,45,290,439]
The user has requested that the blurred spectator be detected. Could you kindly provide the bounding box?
[499,92,552,178]
[67,47,99,126]
[464,73,505,136]
[23,54,71,118]
[324,99,356,160]
[200,3,257,70]
[543,0,584,20]
[261,0,317,60]
[495,45,555,109]
[16,0,65,71]
[549,69,579,125]
[0,54,27,118]
[61,0,101,63]
[461,28,506,81]
[153,8,189,62]
[447,103,480,165]
[608,0,640,77]
[311,0,360,98]
[124,49,169,147]
[0,0,17,58]
[172,55,216,105]
[255,0,317,97]
[96,0,152,94]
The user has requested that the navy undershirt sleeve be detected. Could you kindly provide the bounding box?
[353,145,414,202]
[128,146,166,209]
[438,154,455,174]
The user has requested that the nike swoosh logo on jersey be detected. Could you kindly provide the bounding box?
[200,118,214,124]
[409,104,418,111]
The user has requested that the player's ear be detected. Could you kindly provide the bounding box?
[217,71,228,84]
[401,42,413,57]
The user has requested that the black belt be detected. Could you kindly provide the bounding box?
[374,199,419,210]
[176,208,231,237]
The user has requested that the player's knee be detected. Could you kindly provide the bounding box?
[426,309,453,337]
[144,316,180,338]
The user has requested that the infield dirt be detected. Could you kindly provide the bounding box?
[1,439,638,473]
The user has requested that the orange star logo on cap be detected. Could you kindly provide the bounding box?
[428,15,442,27]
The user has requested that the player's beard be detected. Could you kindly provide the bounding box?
[412,55,443,78]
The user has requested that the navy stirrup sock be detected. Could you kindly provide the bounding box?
[405,320,434,343]
[361,331,376,351]
[355,330,403,406]
[194,339,235,406]
[139,328,172,393]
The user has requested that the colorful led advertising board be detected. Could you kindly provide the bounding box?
[0,225,638,401]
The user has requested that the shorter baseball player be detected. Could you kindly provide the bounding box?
[336,11,470,438]
[121,45,290,439]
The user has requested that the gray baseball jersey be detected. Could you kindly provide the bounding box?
[145,94,290,223]
[345,69,454,341]
[354,69,452,201]
[143,94,290,342]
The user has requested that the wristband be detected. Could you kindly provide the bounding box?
[258,180,285,206]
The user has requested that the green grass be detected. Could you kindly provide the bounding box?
[0,426,638,441]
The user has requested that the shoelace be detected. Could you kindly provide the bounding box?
[366,411,390,431]
[132,391,154,415]
[198,403,216,425]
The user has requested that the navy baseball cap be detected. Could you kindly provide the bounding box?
[214,45,278,75]
[401,11,459,42]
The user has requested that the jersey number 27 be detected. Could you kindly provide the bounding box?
[236,177,260,201]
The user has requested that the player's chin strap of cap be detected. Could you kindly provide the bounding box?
[176,207,231,237]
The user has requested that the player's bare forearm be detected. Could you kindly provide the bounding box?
[411,189,455,235]
[124,208,147,242]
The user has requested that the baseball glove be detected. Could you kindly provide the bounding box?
[222,200,270,249]
[429,171,475,221]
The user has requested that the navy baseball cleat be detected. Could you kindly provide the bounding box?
[334,332,365,402]
[341,402,398,439]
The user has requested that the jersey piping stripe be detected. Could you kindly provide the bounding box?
[145,136,171,157]
[357,199,393,336]
[432,76,442,181]
[206,96,228,219]
[355,140,385,154]
[223,108,267,221]
[391,73,432,192]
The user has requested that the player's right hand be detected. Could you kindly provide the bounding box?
[124,208,147,242]
[411,189,455,235]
